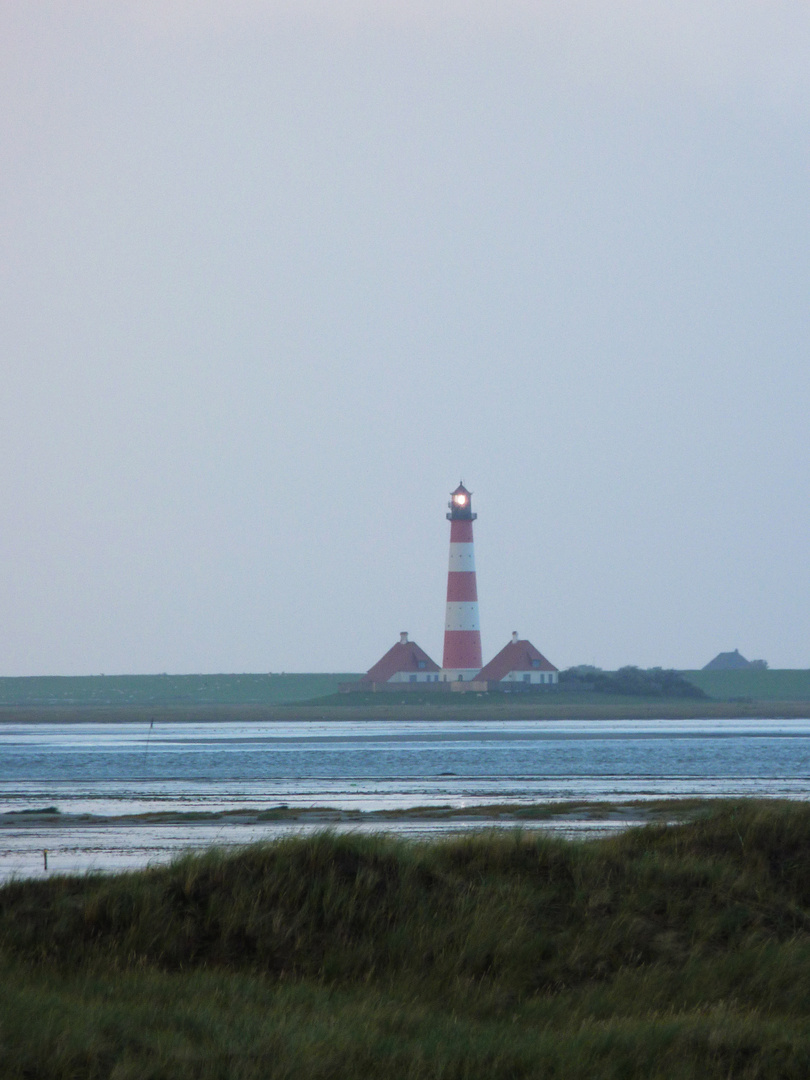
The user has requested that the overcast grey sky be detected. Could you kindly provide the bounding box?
[1,1,809,675]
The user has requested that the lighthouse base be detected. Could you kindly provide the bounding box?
[440,668,482,683]
[450,680,488,693]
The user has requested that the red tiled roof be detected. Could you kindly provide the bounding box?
[363,639,441,682]
[477,638,558,681]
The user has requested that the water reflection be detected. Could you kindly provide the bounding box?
[2,718,809,880]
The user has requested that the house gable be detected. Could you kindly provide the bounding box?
[477,635,558,685]
[363,633,441,684]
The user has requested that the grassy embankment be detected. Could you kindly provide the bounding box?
[0,673,361,709]
[684,669,810,702]
[300,668,810,719]
[3,800,810,1078]
[8,699,810,723]
[3,670,810,721]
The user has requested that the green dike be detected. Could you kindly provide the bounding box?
[3,800,810,1078]
[310,690,810,717]
[3,667,810,719]
[682,668,810,702]
[0,672,363,707]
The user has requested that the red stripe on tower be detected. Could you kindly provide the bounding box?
[441,483,483,681]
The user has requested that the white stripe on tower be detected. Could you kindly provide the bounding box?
[447,543,476,571]
[444,603,481,631]
[442,482,483,681]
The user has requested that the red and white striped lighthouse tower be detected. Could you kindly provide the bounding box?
[442,482,483,681]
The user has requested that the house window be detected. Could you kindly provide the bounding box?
[523,673,531,683]
[409,675,417,683]
[417,660,426,669]
[531,659,541,669]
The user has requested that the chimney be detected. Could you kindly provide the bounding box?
[400,631,408,644]
[511,631,518,643]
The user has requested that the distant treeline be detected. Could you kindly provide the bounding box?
[561,665,708,699]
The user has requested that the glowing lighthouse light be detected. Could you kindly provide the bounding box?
[441,482,483,682]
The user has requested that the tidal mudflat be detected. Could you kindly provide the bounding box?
[3,717,810,880]
[0,799,692,881]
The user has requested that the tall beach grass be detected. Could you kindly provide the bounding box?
[2,800,810,1077]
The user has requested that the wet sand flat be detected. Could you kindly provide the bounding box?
[4,699,810,723]
[0,799,695,882]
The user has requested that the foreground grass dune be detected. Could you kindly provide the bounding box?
[2,800,810,1077]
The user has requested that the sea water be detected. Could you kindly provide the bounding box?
[2,718,809,879]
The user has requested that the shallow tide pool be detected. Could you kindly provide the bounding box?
[2,717,809,879]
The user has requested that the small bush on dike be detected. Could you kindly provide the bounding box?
[2,800,810,1078]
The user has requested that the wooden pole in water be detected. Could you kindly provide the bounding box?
[43,849,48,871]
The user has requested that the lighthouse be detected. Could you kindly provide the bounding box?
[441,482,483,681]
